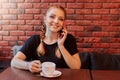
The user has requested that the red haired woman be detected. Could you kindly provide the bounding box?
[11,5,81,73]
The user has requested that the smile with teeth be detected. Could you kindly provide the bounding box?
[52,25,59,28]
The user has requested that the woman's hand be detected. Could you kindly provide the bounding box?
[58,27,67,47]
[28,60,41,73]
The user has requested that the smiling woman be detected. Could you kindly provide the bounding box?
[38,5,66,56]
[11,5,81,73]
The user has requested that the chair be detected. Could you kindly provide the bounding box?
[12,45,22,56]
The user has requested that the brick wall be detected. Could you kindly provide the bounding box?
[0,0,120,59]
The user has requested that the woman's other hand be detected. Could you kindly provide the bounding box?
[28,60,41,73]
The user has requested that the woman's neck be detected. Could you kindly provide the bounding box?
[44,32,58,44]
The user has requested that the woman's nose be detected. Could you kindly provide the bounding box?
[54,18,59,23]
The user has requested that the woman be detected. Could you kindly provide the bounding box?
[11,5,81,73]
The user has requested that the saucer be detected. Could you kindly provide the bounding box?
[40,70,62,78]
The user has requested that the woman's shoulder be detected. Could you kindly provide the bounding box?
[65,33,77,43]
[26,34,40,42]
[29,34,40,39]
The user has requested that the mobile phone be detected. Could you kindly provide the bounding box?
[59,28,64,38]
[59,29,63,34]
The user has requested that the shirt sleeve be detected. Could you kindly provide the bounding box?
[19,35,40,60]
[64,34,78,55]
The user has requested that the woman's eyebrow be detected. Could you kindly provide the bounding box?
[50,13,65,19]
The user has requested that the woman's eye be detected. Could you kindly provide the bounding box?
[49,16,55,19]
[59,18,64,21]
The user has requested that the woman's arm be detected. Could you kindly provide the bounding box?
[11,52,41,73]
[59,45,81,69]
[11,52,29,69]
[58,27,81,69]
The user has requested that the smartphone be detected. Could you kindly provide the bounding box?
[59,28,63,38]
[59,29,63,34]
[59,22,65,34]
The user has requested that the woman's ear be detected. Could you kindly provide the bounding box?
[63,21,66,27]
[62,21,66,30]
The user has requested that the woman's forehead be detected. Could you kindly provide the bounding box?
[46,8,65,18]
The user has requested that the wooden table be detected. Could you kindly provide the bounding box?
[0,67,91,80]
[91,70,120,80]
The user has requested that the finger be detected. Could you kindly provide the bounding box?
[62,27,67,33]
[32,62,41,68]
[31,66,41,72]
[30,64,41,72]
[34,60,41,65]
[33,60,41,67]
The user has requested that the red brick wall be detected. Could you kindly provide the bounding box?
[0,0,120,59]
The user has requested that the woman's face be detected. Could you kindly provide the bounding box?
[44,8,65,33]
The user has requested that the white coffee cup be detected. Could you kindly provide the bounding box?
[41,62,56,76]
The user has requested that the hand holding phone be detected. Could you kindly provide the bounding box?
[59,28,64,39]
[59,21,66,38]
[58,22,67,46]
